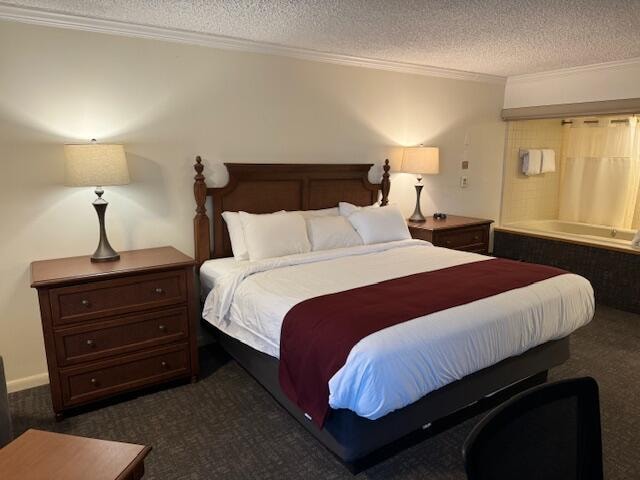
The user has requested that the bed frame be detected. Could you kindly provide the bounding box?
[192,157,570,471]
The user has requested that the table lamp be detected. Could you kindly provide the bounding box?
[64,141,130,262]
[401,146,439,222]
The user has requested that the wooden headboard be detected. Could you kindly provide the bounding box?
[193,157,391,267]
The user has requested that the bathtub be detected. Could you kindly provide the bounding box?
[493,219,639,313]
[497,219,638,254]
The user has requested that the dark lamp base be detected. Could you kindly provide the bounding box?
[90,188,120,263]
[409,183,426,223]
[91,252,120,263]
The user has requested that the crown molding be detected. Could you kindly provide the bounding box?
[507,56,640,84]
[0,3,505,84]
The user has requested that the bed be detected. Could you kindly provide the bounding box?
[192,157,594,470]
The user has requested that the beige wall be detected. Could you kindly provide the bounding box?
[501,119,564,224]
[0,20,506,389]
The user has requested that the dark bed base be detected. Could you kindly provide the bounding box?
[211,324,570,472]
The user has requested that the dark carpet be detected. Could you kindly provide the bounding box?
[8,305,640,479]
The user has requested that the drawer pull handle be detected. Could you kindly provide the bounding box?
[81,299,90,307]
[446,240,452,245]
[474,235,480,241]
[90,378,98,386]
[161,361,168,369]
[158,325,167,332]
[155,287,164,295]
[86,339,95,347]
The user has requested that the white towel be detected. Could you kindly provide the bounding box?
[541,149,556,173]
[522,149,542,176]
[632,230,640,249]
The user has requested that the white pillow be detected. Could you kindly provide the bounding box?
[338,201,379,216]
[306,215,363,251]
[221,211,249,260]
[346,205,411,245]
[239,211,311,261]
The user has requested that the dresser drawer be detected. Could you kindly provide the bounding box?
[50,270,187,325]
[54,307,189,366]
[435,226,488,250]
[60,343,190,406]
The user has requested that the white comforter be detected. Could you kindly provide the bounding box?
[202,240,594,420]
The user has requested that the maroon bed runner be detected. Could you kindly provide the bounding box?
[278,258,567,428]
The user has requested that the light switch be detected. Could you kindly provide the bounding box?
[460,175,469,188]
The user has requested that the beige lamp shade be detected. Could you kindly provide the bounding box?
[64,143,130,187]
[400,146,440,175]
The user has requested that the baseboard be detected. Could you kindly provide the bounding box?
[7,372,49,394]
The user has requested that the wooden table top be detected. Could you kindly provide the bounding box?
[0,429,151,480]
[31,246,194,288]
[407,215,493,232]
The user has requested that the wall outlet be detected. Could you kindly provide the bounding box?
[460,175,469,188]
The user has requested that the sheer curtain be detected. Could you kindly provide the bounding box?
[559,117,639,229]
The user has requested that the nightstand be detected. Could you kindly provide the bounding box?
[31,246,198,420]
[408,215,493,254]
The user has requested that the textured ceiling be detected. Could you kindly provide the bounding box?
[4,0,640,76]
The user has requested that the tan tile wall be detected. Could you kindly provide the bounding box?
[501,119,564,224]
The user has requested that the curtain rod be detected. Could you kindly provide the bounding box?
[561,118,632,125]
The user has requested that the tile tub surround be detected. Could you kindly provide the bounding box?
[501,119,564,224]
[493,230,639,314]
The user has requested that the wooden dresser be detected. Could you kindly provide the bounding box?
[408,215,493,254]
[31,247,198,420]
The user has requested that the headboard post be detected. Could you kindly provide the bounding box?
[193,156,211,269]
[381,159,391,206]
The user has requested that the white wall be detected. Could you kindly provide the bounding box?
[0,20,506,389]
[504,58,640,108]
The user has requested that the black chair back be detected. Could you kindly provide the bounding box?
[463,376,603,480]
